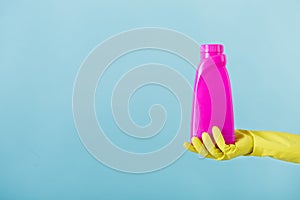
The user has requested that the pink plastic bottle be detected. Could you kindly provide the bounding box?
[190,44,235,144]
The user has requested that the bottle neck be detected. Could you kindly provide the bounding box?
[200,52,223,60]
[200,52,227,67]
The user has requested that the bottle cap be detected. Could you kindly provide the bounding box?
[200,44,224,53]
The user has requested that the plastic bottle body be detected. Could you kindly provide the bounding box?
[190,44,235,144]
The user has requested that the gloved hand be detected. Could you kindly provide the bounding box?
[184,126,300,163]
[183,126,253,160]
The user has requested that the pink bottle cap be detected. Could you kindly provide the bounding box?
[200,44,224,53]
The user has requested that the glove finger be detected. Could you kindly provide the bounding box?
[202,132,223,158]
[183,142,198,153]
[212,126,226,153]
[184,141,214,159]
[191,137,210,158]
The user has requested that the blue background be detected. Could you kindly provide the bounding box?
[1,0,300,199]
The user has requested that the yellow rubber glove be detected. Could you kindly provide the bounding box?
[184,126,300,163]
[246,129,300,163]
[184,126,253,160]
